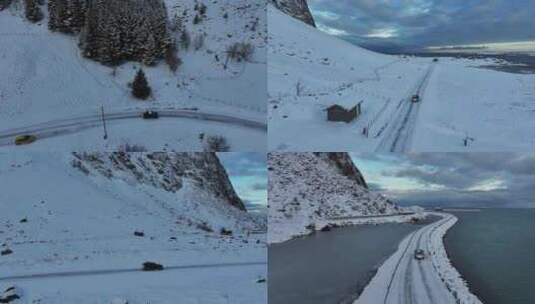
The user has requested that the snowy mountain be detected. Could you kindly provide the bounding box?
[0,0,266,151]
[73,152,246,210]
[268,4,535,152]
[0,152,266,303]
[268,152,404,243]
[270,0,315,27]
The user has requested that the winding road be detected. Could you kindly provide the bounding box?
[375,62,436,152]
[0,109,267,146]
[356,214,458,304]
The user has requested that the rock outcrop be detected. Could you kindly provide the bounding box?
[270,0,316,27]
[268,152,401,243]
[72,152,246,211]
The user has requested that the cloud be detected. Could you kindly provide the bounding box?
[308,0,535,51]
[352,153,535,208]
[218,153,267,209]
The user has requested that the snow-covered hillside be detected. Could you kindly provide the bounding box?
[0,152,266,303]
[268,152,419,243]
[268,4,535,152]
[0,0,266,151]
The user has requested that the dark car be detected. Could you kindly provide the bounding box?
[433,58,439,62]
[142,110,159,119]
[411,95,420,103]
[142,261,164,271]
[15,135,37,145]
[414,249,425,260]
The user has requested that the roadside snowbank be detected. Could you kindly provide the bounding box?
[354,213,483,304]
[428,214,483,304]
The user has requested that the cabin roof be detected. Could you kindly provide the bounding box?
[326,104,348,111]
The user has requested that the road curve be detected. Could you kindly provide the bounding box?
[0,261,267,282]
[0,109,267,146]
[375,62,436,153]
[355,213,458,304]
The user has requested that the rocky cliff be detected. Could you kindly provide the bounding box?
[72,152,246,211]
[69,152,268,233]
[270,0,316,27]
[268,152,401,243]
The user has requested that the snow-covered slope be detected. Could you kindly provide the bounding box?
[268,4,535,152]
[0,0,266,150]
[0,152,266,303]
[268,152,411,243]
[267,5,425,151]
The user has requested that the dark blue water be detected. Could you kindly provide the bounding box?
[268,223,422,304]
[445,209,535,304]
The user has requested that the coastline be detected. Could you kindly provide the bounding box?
[354,212,483,304]
[268,212,425,244]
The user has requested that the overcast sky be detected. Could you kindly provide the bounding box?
[351,153,535,208]
[218,153,267,212]
[308,0,535,52]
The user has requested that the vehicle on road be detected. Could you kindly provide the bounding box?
[142,261,164,271]
[414,249,425,260]
[433,58,439,62]
[14,135,37,145]
[142,110,159,119]
[411,95,420,103]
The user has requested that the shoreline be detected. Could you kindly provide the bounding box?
[443,222,485,304]
[354,212,483,304]
[268,212,425,245]
[427,214,483,304]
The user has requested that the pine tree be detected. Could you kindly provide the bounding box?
[180,30,191,50]
[48,0,58,30]
[132,69,151,100]
[25,0,43,23]
[0,0,14,11]
[193,14,201,24]
[69,0,85,32]
[165,43,181,73]
[169,13,183,32]
[199,3,207,16]
[79,0,172,65]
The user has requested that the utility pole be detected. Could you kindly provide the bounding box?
[463,135,474,147]
[101,105,108,140]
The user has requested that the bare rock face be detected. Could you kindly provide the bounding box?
[270,0,316,27]
[268,152,400,243]
[314,152,368,188]
[72,152,246,211]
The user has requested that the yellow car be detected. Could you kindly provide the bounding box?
[14,135,37,145]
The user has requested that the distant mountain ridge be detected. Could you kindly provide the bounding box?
[270,0,315,27]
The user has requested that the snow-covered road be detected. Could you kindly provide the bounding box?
[0,109,267,146]
[355,213,482,304]
[0,261,267,282]
[376,62,436,152]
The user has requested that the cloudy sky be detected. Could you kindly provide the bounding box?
[351,153,535,208]
[218,153,267,212]
[308,0,535,52]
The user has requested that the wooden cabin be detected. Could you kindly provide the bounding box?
[326,103,361,123]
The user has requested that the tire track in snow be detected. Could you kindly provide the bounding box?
[375,62,436,152]
[384,229,418,304]
[0,261,266,282]
[0,109,267,146]
[415,221,437,304]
